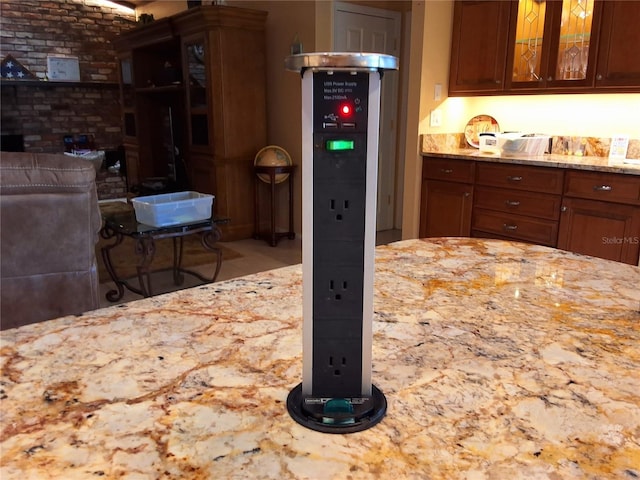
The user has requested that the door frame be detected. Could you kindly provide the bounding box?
[333,1,404,231]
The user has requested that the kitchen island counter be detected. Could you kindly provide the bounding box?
[1,238,639,479]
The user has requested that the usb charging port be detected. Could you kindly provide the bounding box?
[323,122,338,128]
[341,122,356,128]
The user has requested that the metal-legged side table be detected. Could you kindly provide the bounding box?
[100,213,229,302]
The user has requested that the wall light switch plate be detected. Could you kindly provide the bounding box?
[434,83,442,101]
[430,109,442,127]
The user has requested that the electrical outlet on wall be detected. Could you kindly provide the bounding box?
[430,108,442,127]
[434,83,442,101]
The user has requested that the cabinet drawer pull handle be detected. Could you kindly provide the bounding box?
[440,168,453,174]
[561,206,567,212]
[593,185,612,192]
[505,200,520,207]
[464,192,471,197]
[503,224,518,231]
[507,176,523,182]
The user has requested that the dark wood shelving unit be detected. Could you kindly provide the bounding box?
[113,5,268,241]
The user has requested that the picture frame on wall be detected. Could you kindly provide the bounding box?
[47,56,80,81]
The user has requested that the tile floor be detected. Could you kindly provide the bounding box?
[98,229,402,308]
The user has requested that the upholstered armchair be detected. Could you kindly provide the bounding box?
[1,152,102,329]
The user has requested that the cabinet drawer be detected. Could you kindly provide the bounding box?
[472,209,559,246]
[474,186,561,220]
[423,158,475,183]
[476,163,564,194]
[564,170,640,205]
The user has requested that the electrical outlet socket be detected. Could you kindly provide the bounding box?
[314,265,364,317]
[313,183,365,240]
[312,338,363,397]
[430,108,442,127]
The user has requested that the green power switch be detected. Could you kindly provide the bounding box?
[326,139,355,151]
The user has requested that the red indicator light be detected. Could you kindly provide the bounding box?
[340,104,352,116]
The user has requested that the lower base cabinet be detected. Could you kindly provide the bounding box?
[557,198,640,265]
[421,157,640,265]
[420,180,473,237]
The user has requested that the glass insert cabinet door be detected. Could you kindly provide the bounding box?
[556,0,594,80]
[512,0,549,82]
[185,39,209,146]
[511,0,596,85]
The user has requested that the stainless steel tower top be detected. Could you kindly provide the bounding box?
[285,52,398,72]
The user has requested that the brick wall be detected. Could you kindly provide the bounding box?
[0,0,136,152]
[1,83,124,151]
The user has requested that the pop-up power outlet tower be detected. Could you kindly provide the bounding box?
[285,53,398,434]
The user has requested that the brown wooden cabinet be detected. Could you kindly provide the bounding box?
[420,156,640,265]
[449,1,512,95]
[505,0,602,91]
[558,170,640,265]
[594,0,640,88]
[449,0,640,95]
[557,198,640,264]
[472,163,563,246]
[420,158,474,237]
[114,5,267,241]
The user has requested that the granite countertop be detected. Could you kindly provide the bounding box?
[1,238,639,479]
[422,149,640,175]
[420,136,640,175]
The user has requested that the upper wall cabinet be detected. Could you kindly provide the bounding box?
[594,0,640,88]
[449,0,640,96]
[449,1,512,94]
[506,0,600,91]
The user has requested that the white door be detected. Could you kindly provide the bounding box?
[334,2,400,231]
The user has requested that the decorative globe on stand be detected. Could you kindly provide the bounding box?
[254,146,292,183]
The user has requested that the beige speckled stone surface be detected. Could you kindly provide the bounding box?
[421,134,640,174]
[1,238,639,479]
